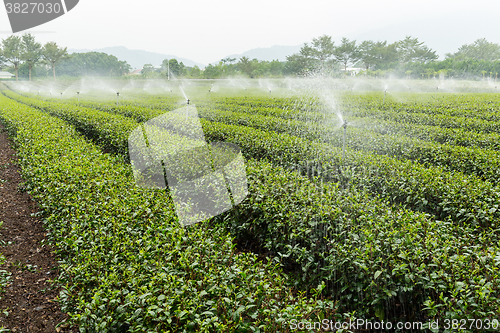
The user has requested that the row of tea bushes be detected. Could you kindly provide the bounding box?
[0,94,337,332]
[0,221,10,302]
[347,103,500,134]
[351,117,500,151]
[346,93,500,122]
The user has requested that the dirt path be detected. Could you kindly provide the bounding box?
[0,123,76,332]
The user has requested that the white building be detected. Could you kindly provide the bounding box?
[0,71,14,79]
[341,67,364,76]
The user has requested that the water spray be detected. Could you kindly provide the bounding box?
[116,92,120,106]
[342,120,348,161]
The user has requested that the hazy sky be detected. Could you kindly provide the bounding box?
[1,0,499,64]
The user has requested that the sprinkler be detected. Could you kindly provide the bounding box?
[77,91,80,102]
[116,92,120,106]
[383,90,387,104]
[60,92,63,100]
[342,120,348,161]
[187,99,190,105]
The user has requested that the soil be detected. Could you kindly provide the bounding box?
[0,123,76,332]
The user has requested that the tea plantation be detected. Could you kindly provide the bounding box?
[0,80,499,332]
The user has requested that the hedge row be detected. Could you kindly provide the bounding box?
[342,92,500,122]
[347,103,500,134]
[352,116,500,151]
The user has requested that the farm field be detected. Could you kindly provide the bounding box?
[0,78,500,332]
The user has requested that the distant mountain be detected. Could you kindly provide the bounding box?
[67,46,205,70]
[219,44,302,64]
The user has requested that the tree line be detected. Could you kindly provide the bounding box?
[0,34,131,80]
[0,34,72,81]
[2,34,500,80]
[189,36,500,80]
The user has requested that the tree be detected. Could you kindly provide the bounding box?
[2,35,23,81]
[358,40,398,70]
[221,57,236,65]
[142,63,155,75]
[374,41,399,69]
[0,49,5,70]
[202,63,223,79]
[187,65,201,78]
[359,40,377,70]
[424,68,434,79]
[284,35,335,76]
[57,52,131,76]
[42,42,70,80]
[284,53,311,76]
[309,35,335,72]
[448,38,500,62]
[269,60,284,77]
[396,36,437,64]
[333,37,360,72]
[170,59,185,77]
[21,33,42,81]
[162,58,184,78]
[437,69,448,79]
[238,56,255,77]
